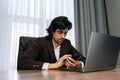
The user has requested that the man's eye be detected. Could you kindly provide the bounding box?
[64,32,67,35]
[58,31,63,34]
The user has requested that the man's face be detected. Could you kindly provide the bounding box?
[52,28,68,45]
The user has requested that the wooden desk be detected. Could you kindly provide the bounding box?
[0,66,120,80]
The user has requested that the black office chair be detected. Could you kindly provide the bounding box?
[17,36,37,70]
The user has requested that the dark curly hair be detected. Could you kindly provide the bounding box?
[47,16,72,37]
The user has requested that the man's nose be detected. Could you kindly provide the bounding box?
[61,34,65,38]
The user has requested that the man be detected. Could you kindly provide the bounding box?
[18,16,86,70]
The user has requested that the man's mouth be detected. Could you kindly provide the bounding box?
[59,39,64,42]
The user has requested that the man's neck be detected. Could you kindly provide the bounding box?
[52,40,60,48]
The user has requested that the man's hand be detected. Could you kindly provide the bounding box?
[48,55,71,69]
[65,57,81,68]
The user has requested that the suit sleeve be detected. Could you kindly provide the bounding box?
[67,40,86,64]
[17,38,44,70]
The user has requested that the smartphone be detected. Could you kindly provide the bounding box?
[71,53,81,60]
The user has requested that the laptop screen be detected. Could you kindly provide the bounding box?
[83,32,120,72]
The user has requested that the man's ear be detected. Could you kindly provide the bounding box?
[52,31,54,34]
[52,31,55,34]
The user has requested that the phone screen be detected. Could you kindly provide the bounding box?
[71,53,81,60]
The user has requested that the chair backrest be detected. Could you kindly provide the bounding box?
[17,36,37,69]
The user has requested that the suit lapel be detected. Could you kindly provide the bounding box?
[60,40,70,57]
[59,41,67,58]
[46,37,57,63]
[60,45,64,57]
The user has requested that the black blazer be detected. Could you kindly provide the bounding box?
[18,36,86,70]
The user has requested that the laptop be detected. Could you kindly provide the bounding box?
[60,31,120,72]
